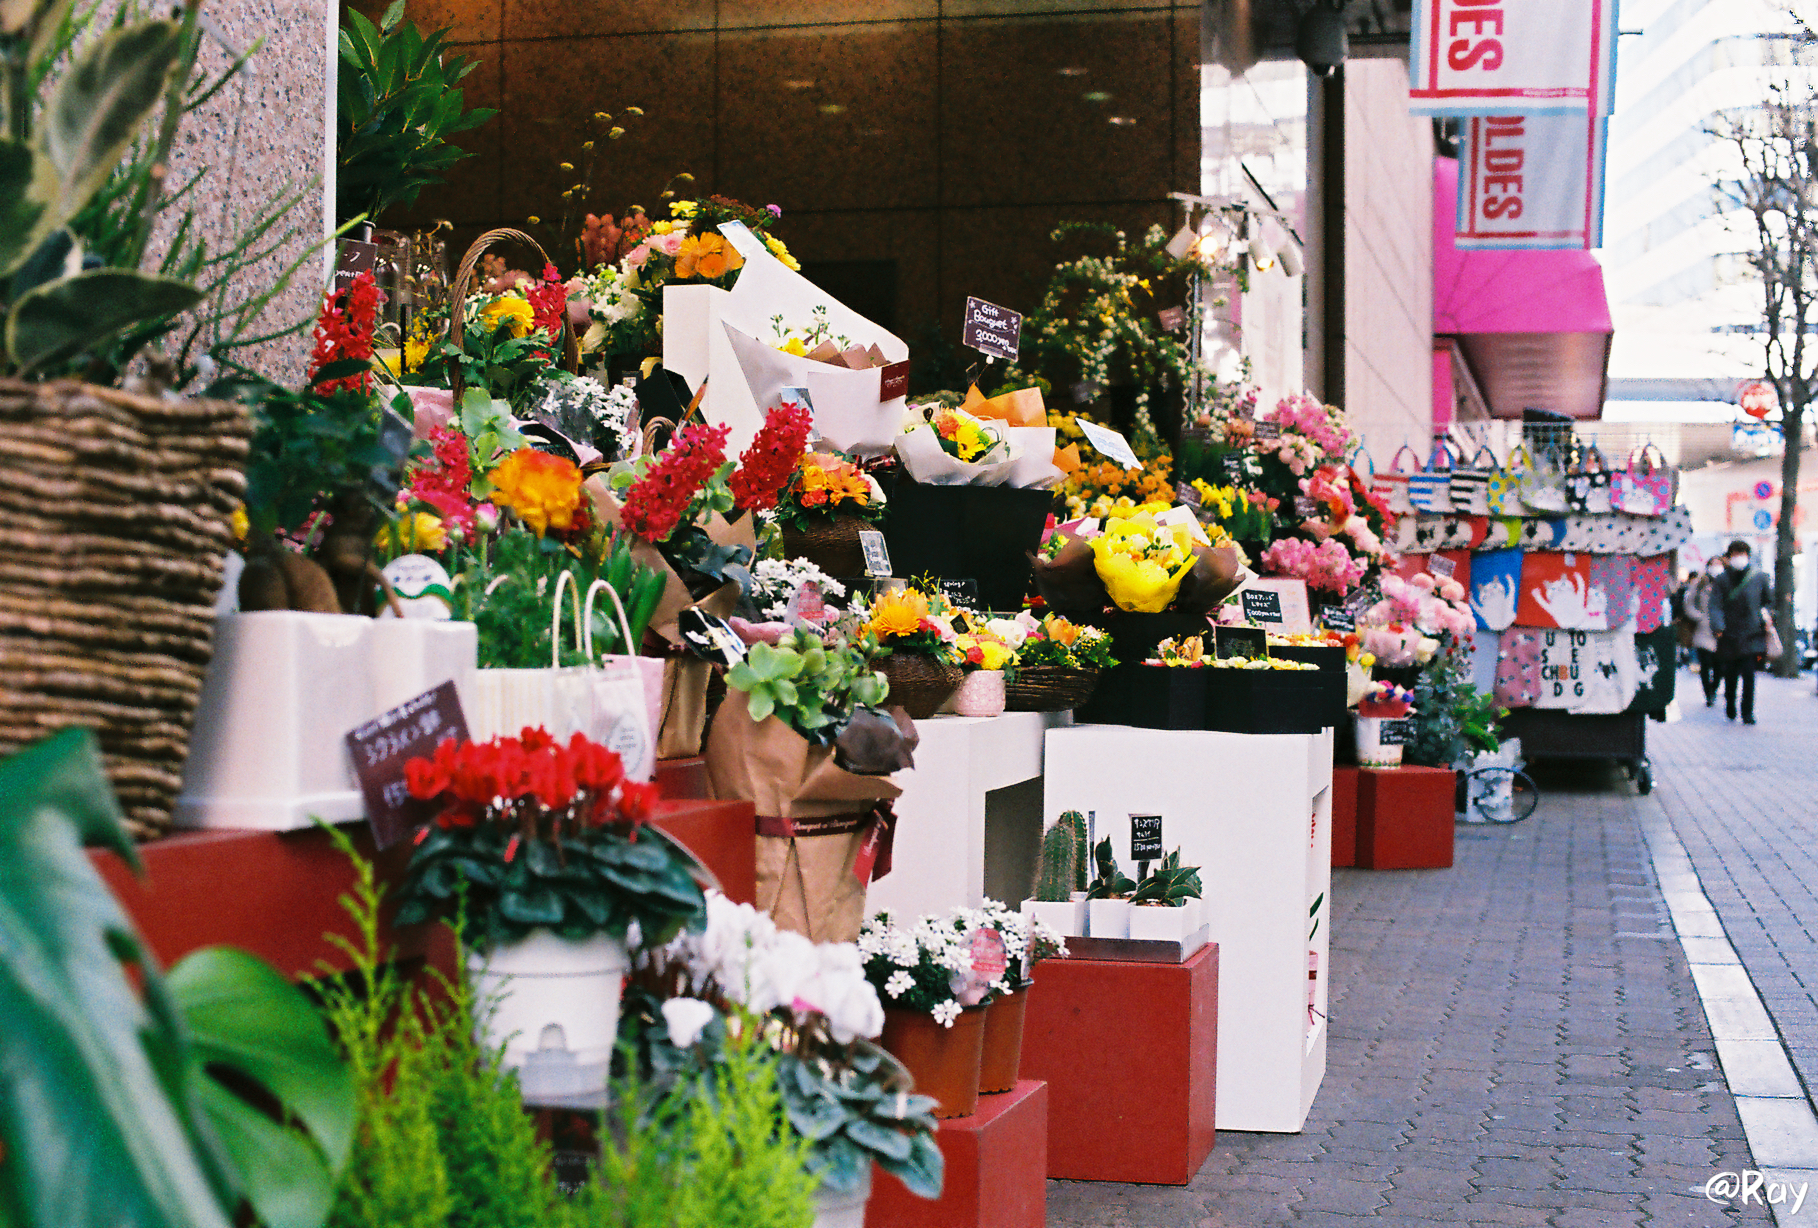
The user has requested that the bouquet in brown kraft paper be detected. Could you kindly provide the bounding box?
[588,401,812,754]
[706,627,914,942]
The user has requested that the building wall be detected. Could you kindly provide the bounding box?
[1341,57,1432,457]
[348,0,1200,366]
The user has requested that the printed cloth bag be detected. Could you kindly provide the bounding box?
[1533,629,1635,712]
[1637,505,1694,556]
[1377,444,1419,515]
[1517,550,1596,630]
[1485,444,1532,516]
[1587,515,1622,554]
[1609,514,1648,556]
[1407,443,1456,514]
[1587,553,1633,631]
[1521,448,1570,514]
[1518,517,1567,550]
[1564,444,1613,515]
[1627,624,1678,711]
[1439,517,1483,551]
[1472,628,1503,694]
[1389,515,1423,554]
[1477,518,1515,551]
[1631,555,1672,634]
[1613,444,1673,517]
[1495,630,1543,708]
[1450,444,1497,515]
[1559,516,1597,553]
[1470,547,1524,631]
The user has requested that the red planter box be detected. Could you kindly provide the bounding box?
[1356,765,1455,869]
[1018,944,1218,1184]
[1331,765,1359,868]
[866,1079,1047,1228]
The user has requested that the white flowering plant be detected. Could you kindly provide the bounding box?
[975,898,1068,989]
[858,909,988,1029]
[528,373,636,459]
[621,892,944,1199]
[749,556,848,624]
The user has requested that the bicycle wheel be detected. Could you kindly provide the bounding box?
[1464,766,1540,824]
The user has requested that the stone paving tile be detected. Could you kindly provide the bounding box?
[1045,722,1772,1225]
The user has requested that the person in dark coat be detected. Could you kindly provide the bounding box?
[1711,539,1773,724]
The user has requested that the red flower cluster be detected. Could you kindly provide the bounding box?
[307,271,384,396]
[407,425,478,530]
[405,728,659,832]
[526,263,568,359]
[621,421,731,543]
[730,403,813,512]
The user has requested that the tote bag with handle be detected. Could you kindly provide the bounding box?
[1485,443,1531,515]
[1408,443,1455,514]
[1520,447,1569,514]
[1564,443,1612,514]
[1613,443,1673,517]
[1376,444,1419,515]
[1450,443,1496,515]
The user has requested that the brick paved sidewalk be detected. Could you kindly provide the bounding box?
[1046,749,1769,1225]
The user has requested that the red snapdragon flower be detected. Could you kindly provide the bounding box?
[526,263,568,359]
[406,426,478,530]
[621,422,731,543]
[729,403,813,511]
[307,271,384,396]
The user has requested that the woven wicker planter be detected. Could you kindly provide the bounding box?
[780,514,869,577]
[877,653,963,721]
[1004,666,1101,713]
[0,380,250,840]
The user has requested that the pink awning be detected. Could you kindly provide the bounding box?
[1433,157,1613,420]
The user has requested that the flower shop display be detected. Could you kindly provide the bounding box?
[775,450,888,577]
[1023,810,1092,938]
[1083,836,1138,939]
[1003,613,1117,712]
[974,900,1067,1094]
[945,622,1019,717]
[626,890,944,1217]
[1127,849,1206,944]
[858,586,965,719]
[1355,681,1415,768]
[1266,631,1350,728]
[707,628,907,943]
[394,728,707,1098]
[873,466,1059,613]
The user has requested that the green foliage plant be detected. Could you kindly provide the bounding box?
[0,729,353,1228]
[336,2,496,226]
[724,628,889,743]
[1032,820,1077,903]
[459,526,663,670]
[1084,835,1135,901]
[1062,809,1090,893]
[1130,848,1203,908]
[233,375,392,537]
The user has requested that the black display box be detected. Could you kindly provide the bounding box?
[876,471,1055,613]
[1074,611,1216,726]
[1268,645,1348,728]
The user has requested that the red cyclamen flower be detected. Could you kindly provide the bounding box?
[307,271,384,396]
[729,403,813,512]
[621,422,731,543]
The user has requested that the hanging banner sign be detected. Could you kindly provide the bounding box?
[1409,0,1618,115]
[1455,111,1607,250]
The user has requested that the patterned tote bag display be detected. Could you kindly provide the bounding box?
[1613,444,1673,517]
[1407,443,1455,514]
[1376,444,1419,516]
[1564,444,1613,514]
[1631,555,1672,634]
[1485,444,1531,515]
[1521,448,1570,514]
[1469,547,1524,631]
[1495,630,1543,708]
[1517,551,1596,630]
[1449,444,1496,515]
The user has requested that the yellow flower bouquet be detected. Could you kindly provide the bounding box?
[1088,514,1197,613]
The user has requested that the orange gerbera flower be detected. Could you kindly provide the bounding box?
[675,234,745,281]
[488,448,583,536]
[868,589,929,639]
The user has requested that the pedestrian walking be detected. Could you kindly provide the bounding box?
[1683,557,1724,706]
[1712,540,1774,724]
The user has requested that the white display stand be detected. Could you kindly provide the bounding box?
[866,710,1066,920]
[175,613,477,830]
[1042,724,1333,1133]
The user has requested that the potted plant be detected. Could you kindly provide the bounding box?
[1022,811,1089,937]
[1355,681,1415,769]
[776,451,889,577]
[859,912,992,1119]
[1084,836,1137,939]
[1005,614,1118,712]
[394,729,708,1099]
[858,586,964,719]
[975,900,1067,1094]
[1128,849,1205,944]
[947,623,1017,717]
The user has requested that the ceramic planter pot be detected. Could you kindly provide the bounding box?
[1022,897,1087,938]
[979,982,1032,1094]
[467,931,630,1102]
[811,1169,871,1228]
[1128,902,1197,944]
[881,1004,987,1119]
[1354,714,1406,768]
[1087,898,1132,940]
[949,669,1007,717]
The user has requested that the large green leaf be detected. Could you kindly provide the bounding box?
[0,729,236,1228]
[170,948,355,1228]
[0,138,62,278]
[7,268,200,372]
[40,18,184,218]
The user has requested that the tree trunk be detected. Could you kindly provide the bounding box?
[1773,399,1805,677]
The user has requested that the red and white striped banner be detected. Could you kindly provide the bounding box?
[1410,0,1619,116]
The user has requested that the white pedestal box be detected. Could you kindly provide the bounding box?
[865,711,1065,921]
[175,613,477,831]
[1043,724,1333,1133]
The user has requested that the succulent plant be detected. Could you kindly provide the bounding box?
[1131,848,1203,907]
[725,629,889,744]
[1061,809,1090,893]
[1032,821,1077,903]
[1084,835,1136,901]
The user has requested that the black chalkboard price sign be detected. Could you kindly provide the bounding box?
[962,296,1023,362]
[1376,717,1414,746]
[1130,813,1164,862]
[345,680,469,851]
[1241,587,1285,625]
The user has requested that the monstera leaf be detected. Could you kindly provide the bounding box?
[0,730,352,1228]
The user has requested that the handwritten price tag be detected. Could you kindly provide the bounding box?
[345,681,469,850]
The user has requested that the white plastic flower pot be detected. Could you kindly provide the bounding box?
[1086,898,1131,940]
[1353,715,1404,769]
[468,931,630,1102]
[1022,897,1087,938]
[1128,901,1196,944]
[812,1169,872,1228]
[949,670,1007,718]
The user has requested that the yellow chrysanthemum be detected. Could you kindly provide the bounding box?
[868,589,929,640]
[479,295,535,338]
[764,234,801,271]
[488,448,583,536]
[378,512,447,553]
[230,505,248,541]
[404,337,430,372]
[777,336,809,357]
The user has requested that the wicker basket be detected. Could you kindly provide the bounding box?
[0,379,250,840]
[1004,666,1101,713]
[780,514,868,578]
[877,653,964,721]
[448,228,579,397]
